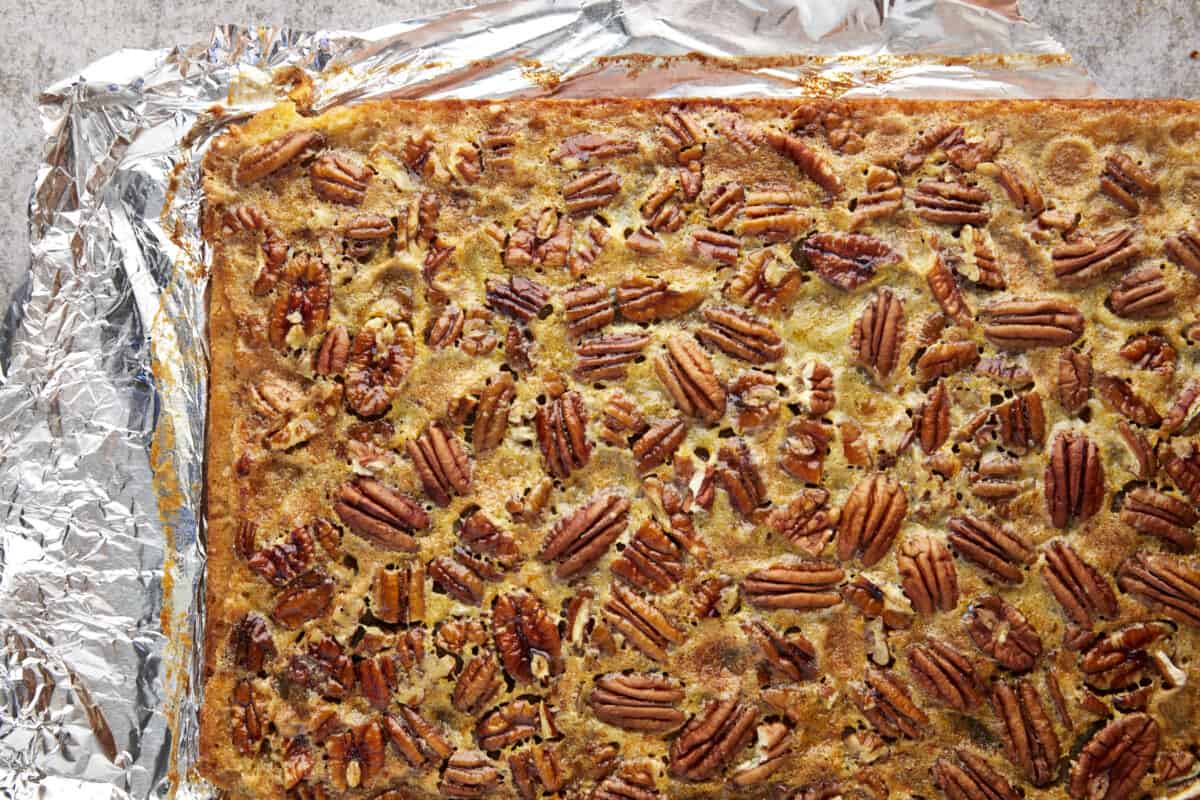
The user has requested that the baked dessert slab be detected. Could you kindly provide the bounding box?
[200,97,1200,799]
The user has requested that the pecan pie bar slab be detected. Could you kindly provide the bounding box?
[200,98,1200,799]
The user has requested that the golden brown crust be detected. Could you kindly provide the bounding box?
[201,97,1200,799]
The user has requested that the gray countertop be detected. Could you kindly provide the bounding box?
[2,0,1197,317]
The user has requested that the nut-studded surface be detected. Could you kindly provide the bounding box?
[202,98,1200,799]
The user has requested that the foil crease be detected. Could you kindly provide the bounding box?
[0,1,1096,797]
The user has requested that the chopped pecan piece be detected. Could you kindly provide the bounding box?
[248,526,315,587]
[1164,442,1200,504]
[268,255,331,349]
[493,590,563,683]
[909,641,983,711]
[854,668,929,740]
[1100,152,1157,213]
[236,130,323,184]
[406,422,472,506]
[231,678,266,755]
[1096,374,1161,427]
[631,417,686,474]
[600,583,684,662]
[509,745,565,800]
[1122,333,1177,378]
[625,226,663,254]
[574,333,650,382]
[589,672,686,733]
[799,232,900,291]
[969,452,1027,503]
[1057,348,1093,413]
[427,304,465,350]
[592,761,659,800]
[983,299,1084,350]
[851,288,906,380]
[441,751,502,799]
[1165,222,1200,277]
[933,749,1022,800]
[1069,714,1159,800]
[1122,486,1197,550]
[725,249,802,312]
[797,359,836,416]
[384,705,453,768]
[991,679,1060,787]
[1117,551,1200,627]
[913,381,952,454]
[473,371,515,454]
[742,560,844,610]
[1079,622,1172,690]
[994,160,1045,215]
[717,439,768,518]
[778,418,830,484]
[335,477,429,551]
[504,325,533,372]
[1107,264,1174,318]
[743,618,817,683]
[851,169,904,228]
[838,473,908,567]
[286,636,354,699]
[669,696,759,781]
[600,392,647,446]
[459,509,519,567]
[476,698,556,750]
[611,518,684,592]
[314,325,350,375]
[767,488,838,557]
[563,167,621,215]
[230,612,276,672]
[1042,540,1118,626]
[486,276,550,322]
[282,737,314,790]
[763,129,842,195]
[926,250,972,326]
[975,356,1033,388]
[1045,431,1105,528]
[345,321,414,417]
[535,390,592,479]
[947,515,1034,584]
[654,334,726,423]
[371,562,425,624]
[1118,420,1157,480]
[563,283,614,337]
[569,217,609,278]
[912,181,990,226]
[310,153,371,205]
[965,595,1042,672]
[539,493,630,579]
[898,123,961,173]
[962,225,1006,290]
[730,720,793,787]
[917,341,980,383]
[704,181,745,229]
[898,534,959,614]
[616,276,702,322]
[1051,228,1138,284]
[553,132,637,164]
[641,174,684,232]
[273,570,335,629]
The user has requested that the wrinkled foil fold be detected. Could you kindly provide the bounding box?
[0,1,1096,797]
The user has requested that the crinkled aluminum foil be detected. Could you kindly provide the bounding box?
[0,1,1097,797]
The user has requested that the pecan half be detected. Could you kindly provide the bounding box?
[1100,153,1157,213]
[563,283,614,338]
[384,705,453,769]
[691,229,739,265]
[589,672,686,733]
[453,650,502,713]
[654,334,726,423]
[231,679,266,755]
[1080,622,1172,690]
[1107,264,1174,318]
[898,534,959,614]
[1117,551,1200,627]
[717,439,768,518]
[1164,442,1200,504]
[913,381,952,454]
[236,131,323,184]
[1045,431,1105,528]
[553,132,637,164]
[592,761,659,800]
[603,583,685,662]
[273,570,335,629]
[742,618,816,683]
[371,562,424,624]
[965,595,1042,672]
[742,560,844,610]
[983,299,1084,350]
[486,276,551,322]
[564,167,621,215]
[926,250,973,326]
[574,333,650,382]
[230,612,277,672]
[1051,228,1138,284]
[838,473,908,567]
[933,749,1022,800]
[851,288,906,380]
[334,477,429,551]
[345,321,414,417]
[963,225,1006,290]
[631,417,687,474]
[510,745,564,800]
[947,515,1034,584]
[703,181,745,230]
[669,696,759,781]
[1057,348,1093,413]
[286,637,355,699]
[429,551,494,606]
[994,160,1045,215]
[851,170,904,228]
[475,698,556,750]
[991,679,1060,787]
[504,325,533,374]
[697,306,785,364]
[1069,714,1159,800]
[1042,539,1118,626]
[854,668,929,739]
[1121,486,1197,551]
[535,390,592,480]
[975,356,1033,388]
[611,519,684,593]
[779,418,830,484]
[248,526,315,587]
[1166,223,1200,277]
[268,255,331,349]
[406,422,472,507]
[493,590,563,683]
[898,123,961,173]
[1122,333,1177,378]
[473,372,515,454]
[314,325,350,376]
[912,181,990,226]
[768,488,838,557]
[725,249,802,312]
[763,128,842,195]
[995,391,1046,452]
[969,453,1026,503]
[917,341,980,383]
[799,233,900,291]
[328,722,387,791]
[539,493,630,579]
[600,392,647,446]
[1095,375,1162,428]
[441,751,502,799]
[909,641,983,712]
[1118,421,1157,480]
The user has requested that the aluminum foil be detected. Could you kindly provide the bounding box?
[0,1,1099,797]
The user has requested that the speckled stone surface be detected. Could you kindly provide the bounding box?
[1,0,1197,315]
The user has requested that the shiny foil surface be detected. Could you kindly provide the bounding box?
[0,1,1095,797]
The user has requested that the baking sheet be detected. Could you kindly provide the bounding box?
[0,1,1099,797]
